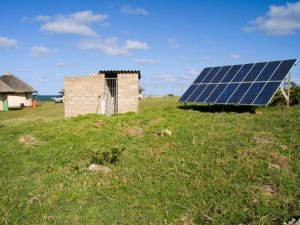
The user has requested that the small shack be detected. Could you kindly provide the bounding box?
[0,72,37,111]
[64,70,140,117]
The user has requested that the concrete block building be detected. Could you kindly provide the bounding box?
[64,70,140,117]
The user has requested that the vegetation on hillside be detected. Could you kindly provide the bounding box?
[0,98,299,224]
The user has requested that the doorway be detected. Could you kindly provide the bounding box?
[104,72,118,115]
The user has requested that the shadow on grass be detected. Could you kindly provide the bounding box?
[177,104,256,114]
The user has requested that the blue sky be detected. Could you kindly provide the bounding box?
[0,0,300,95]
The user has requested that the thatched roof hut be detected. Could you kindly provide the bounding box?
[0,79,14,93]
[0,72,37,93]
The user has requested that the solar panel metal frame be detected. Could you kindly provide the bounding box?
[179,59,298,106]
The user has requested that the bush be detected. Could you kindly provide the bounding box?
[90,147,125,164]
[270,85,300,106]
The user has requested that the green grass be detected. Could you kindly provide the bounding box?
[0,97,299,225]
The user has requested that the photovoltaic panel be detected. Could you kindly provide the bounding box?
[221,65,242,83]
[253,82,281,105]
[243,62,267,82]
[232,64,254,82]
[179,84,197,102]
[206,83,228,102]
[227,83,252,104]
[180,59,297,106]
[202,67,221,83]
[196,84,217,102]
[270,59,297,81]
[239,82,265,105]
[256,61,280,81]
[216,83,239,103]
[211,66,231,83]
[193,67,211,83]
[187,84,207,102]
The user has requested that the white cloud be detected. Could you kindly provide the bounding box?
[121,5,148,15]
[78,38,149,56]
[132,58,158,65]
[168,38,180,48]
[229,53,241,60]
[199,56,211,62]
[187,68,200,76]
[0,36,18,48]
[124,40,149,50]
[56,62,67,68]
[31,46,55,57]
[245,1,300,36]
[38,10,108,36]
[155,74,177,82]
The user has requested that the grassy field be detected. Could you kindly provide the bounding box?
[0,98,299,225]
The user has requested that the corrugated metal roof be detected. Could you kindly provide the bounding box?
[98,70,141,79]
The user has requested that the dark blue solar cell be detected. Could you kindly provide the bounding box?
[187,84,207,102]
[239,82,265,104]
[227,83,252,104]
[193,67,212,83]
[202,67,222,83]
[205,83,228,103]
[221,65,242,83]
[232,64,254,82]
[243,62,267,82]
[211,66,231,83]
[253,82,281,105]
[270,59,297,81]
[256,61,280,81]
[216,83,239,103]
[195,84,217,102]
[179,84,198,101]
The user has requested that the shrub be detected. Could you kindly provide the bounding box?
[90,147,125,164]
[270,85,300,106]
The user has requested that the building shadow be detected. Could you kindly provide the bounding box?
[177,104,256,114]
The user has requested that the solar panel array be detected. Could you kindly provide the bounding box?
[179,59,297,106]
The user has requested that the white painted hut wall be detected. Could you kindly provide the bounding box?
[7,94,32,107]
[0,95,3,111]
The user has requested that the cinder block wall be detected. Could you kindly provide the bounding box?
[64,76,104,117]
[117,73,139,113]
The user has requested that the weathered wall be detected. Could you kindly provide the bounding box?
[64,76,104,118]
[117,73,139,113]
[7,93,32,107]
[0,94,3,111]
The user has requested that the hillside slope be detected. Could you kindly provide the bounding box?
[0,98,299,224]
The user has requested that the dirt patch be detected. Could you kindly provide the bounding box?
[260,185,276,197]
[180,214,194,225]
[19,134,38,145]
[123,127,144,137]
[269,152,290,169]
[148,117,163,125]
[94,120,104,127]
[251,134,274,146]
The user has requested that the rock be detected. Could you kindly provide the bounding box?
[286,216,300,225]
[158,129,172,136]
[19,134,38,145]
[261,185,276,196]
[88,164,112,173]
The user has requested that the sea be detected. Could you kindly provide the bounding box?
[33,94,62,101]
